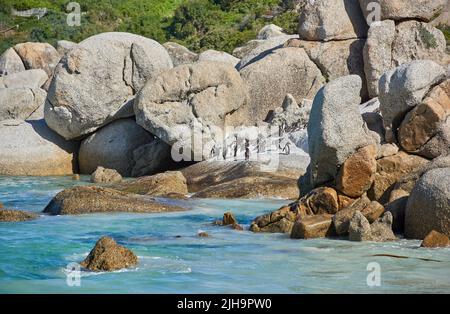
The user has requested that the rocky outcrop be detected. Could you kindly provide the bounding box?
[250,204,299,234]
[197,50,240,67]
[332,194,371,235]
[300,75,373,195]
[0,209,38,222]
[291,214,335,239]
[298,0,368,41]
[235,48,324,126]
[56,40,77,56]
[0,119,78,176]
[257,24,286,40]
[349,211,396,242]
[0,48,26,75]
[45,32,173,139]
[90,167,123,184]
[0,69,48,89]
[405,168,450,239]
[43,186,186,215]
[80,236,138,272]
[134,61,248,160]
[112,171,188,197]
[0,88,46,121]
[421,230,450,248]
[78,118,154,177]
[163,42,198,66]
[13,42,60,76]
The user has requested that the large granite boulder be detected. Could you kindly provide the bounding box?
[78,118,154,177]
[131,138,174,177]
[0,48,25,75]
[236,48,324,125]
[197,50,240,67]
[45,32,173,139]
[163,42,198,66]
[0,88,46,121]
[257,24,286,40]
[134,61,248,160]
[56,40,77,56]
[13,42,60,76]
[379,60,447,143]
[298,0,368,41]
[80,236,138,272]
[300,75,373,195]
[405,168,450,239]
[0,119,78,176]
[358,0,448,22]
[0,69,48,89]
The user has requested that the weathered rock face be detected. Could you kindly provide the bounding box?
[0,88,46,121]
[398,80,450,155]
[79,119,154,177]
[349,211,396,242]
[369,152,429,203]
[405,168,450,239]
[113,171,188,197]
[80,236,138,272]
[56,40,77,56]
[300,75,373,195]
[163,42,198,66]
[135,61,248,159]
[298,0,368,41]
[257,24,286,40]
[295,39,368,99]
[131,138,174,177]
[379,60,446,142]
[91,166,123,184]
[333,194,371,235]
[250,204,299,234]
[43,186,186,215]
[197,50,240,67]
[0,48,25,75]
[0,119,78,176]
[45,32,173,140]
[0,209,38,222]
[236,48,324,126]
[336,145,377,198]
[361,201,385,224]
[291,214,335,239]
[13,42,60,76]
[421,230,450,248]
[359,0,448,22]
[363,20,396,98]
[298,187,340,216]
[0,69,48,89]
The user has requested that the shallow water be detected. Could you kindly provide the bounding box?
[0,176,449,294]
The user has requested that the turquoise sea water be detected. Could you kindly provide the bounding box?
[0,176,450,294]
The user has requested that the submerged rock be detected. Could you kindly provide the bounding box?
[80,236,138,272]
[90,166,122,184]
[0,209,38,222]
[421,230,450,248]
[43,186,186,215]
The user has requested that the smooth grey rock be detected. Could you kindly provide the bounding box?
[379,60,447,142]
[405,168,450,239]
[235,48,324,126]
[1,69,48,89]
[131,138,174,177]
[257,24,286,40]
[45,32,173,140]
[349,211,396,242]
[0,119,78,176]
[163,42,198,66]
[298,0,368,41]
[0,48,25,75]
[56,40,77,56]
[0,88,46,121]
[197,50,240,67]
[79,118,154,177]
[300,75,373,194]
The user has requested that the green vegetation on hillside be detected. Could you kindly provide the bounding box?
[0,0,299,54]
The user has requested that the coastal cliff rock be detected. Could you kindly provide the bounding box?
[45,32,173,139]
[80,236,138,272]
[0,119,78,176]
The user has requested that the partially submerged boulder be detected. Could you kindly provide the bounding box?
[421,230,450,248]
[45,32,173,139]
[291,214,335,239]
[0,209,38,222]
[43,186,186,215]
[349,211,396,242]
[90,167,123,184]
[80,236,138,272]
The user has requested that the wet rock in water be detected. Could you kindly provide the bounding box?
[72,174,80,181]
[198,231,210,238]
[349,211,396,242]
[112,171,188,198]
[299,187,340,215]
[90,167,122,184]
[405,168,450,239]
[250,205,299,234]
[223,212,238,226]
[332,194,371,235]
[0,209,38,222]
[43,186,186,215]
[336,145,377,198]
[291,214,335,239]
[385,189,410,233]
[361,201,385,224]
[421,230,450,248]
[80,236,138,272]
